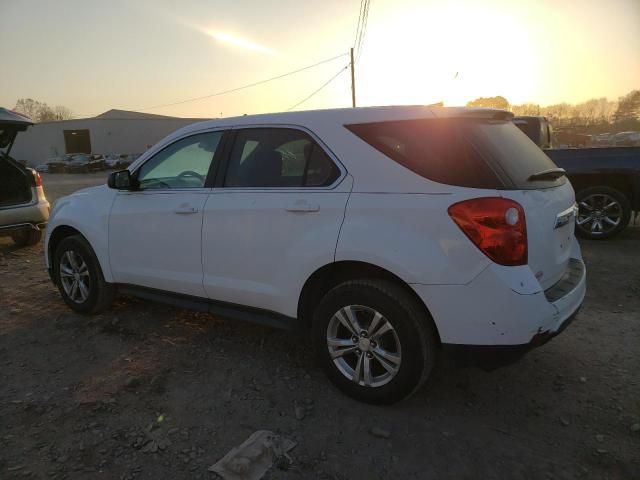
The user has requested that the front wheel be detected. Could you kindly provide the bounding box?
[53,235,115,314]
[312,279,438,404]
[575,186,631,240]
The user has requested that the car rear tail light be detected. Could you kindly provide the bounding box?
[32,170,43,187]
[448,197,527,266]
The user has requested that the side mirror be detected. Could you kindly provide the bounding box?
[108,170,133,190]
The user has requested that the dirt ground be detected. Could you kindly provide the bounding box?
[1,172,638,479]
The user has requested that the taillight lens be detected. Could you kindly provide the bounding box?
[448,197,527,266]
[32,170,42,187]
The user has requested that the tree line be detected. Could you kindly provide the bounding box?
[12,98,74,122]
[466,89,640,133]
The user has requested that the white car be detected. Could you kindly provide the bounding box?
[44,106,586,403]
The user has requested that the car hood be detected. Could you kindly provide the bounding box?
[73,185,107,196]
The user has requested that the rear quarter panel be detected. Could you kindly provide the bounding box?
[335,192,493,286]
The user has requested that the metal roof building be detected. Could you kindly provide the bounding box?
[10,109,205,166]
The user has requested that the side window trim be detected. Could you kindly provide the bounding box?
[205,130,232,188]
[213,130,238,189]
[217,124,345,190]
[131,129,229,191]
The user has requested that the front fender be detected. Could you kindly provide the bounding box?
[45,186,116,281]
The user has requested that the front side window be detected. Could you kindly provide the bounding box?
[224,128,340,188]
[136,131,223,189]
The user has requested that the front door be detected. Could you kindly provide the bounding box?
[108,130,224,297]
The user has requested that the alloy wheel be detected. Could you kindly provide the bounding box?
[326,305,402,388]
[59,250,91,303]
[577,193,622,236]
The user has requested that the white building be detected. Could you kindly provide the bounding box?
[11,109,205,166]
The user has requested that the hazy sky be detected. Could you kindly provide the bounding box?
[1,0,639,118]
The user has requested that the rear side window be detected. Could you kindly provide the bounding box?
[346,119,501,189]
[224,128,340,188]
[346,119,565,190]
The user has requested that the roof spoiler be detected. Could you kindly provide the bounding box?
[428,106,514,121]
[457,109,514,121]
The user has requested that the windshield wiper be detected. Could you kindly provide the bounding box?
[528,167,566,181]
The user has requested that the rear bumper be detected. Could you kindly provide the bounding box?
[442,304,580,369]
[411,238,586,357]
[0,221,47,233]
[0,198,50,236]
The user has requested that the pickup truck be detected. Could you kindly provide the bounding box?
[513,116,640,239]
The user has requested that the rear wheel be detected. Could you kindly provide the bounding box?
[312,279,437,404]
[11,229,42,247]
[575,186,631,240]
[53,235,115,314]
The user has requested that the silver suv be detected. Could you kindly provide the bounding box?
[0,108,50,246]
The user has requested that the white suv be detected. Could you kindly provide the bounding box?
[45,106,586,403]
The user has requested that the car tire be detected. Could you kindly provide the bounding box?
[575,186,631,240]
[11,229,42,247]
[312,279,438,404]
[53,235,115,314]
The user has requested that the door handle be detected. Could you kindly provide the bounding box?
[285,200,320,213]
[174,205,199,214]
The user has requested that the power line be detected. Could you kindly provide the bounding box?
[353,0,365,50]
[287,64,350,111]
[74,52,349,117]
[354,0,371,61]
[356,0,371,62]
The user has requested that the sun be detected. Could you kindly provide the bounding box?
[355,1,542,107]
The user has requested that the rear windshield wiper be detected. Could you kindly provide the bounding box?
[528,167,566,181]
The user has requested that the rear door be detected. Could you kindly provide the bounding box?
[201,126,351,316]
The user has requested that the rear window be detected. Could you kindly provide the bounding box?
[469,121,564,188]
[346,119,565,190]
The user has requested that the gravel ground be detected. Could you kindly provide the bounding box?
[1,173,639,479]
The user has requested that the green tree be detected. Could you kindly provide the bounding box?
[613,90,640,126]
[466,96,510,110]
[512,103,540,116]
[13,98,44,121]
[13,98,74,122]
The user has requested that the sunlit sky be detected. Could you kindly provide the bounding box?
[1,0,638,119]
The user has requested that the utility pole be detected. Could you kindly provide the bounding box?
[350,47,356,108]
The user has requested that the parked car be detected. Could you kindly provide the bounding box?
[591,133,614,147]
[45,106,586,403]
[513,116,640,239]
[104,153,139,169]
[66,153,106,173]
[104,154,123,169]
[46,155,72,173]
[35,163,49,173]
[613,131,640,147]
[0,108,50,246]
